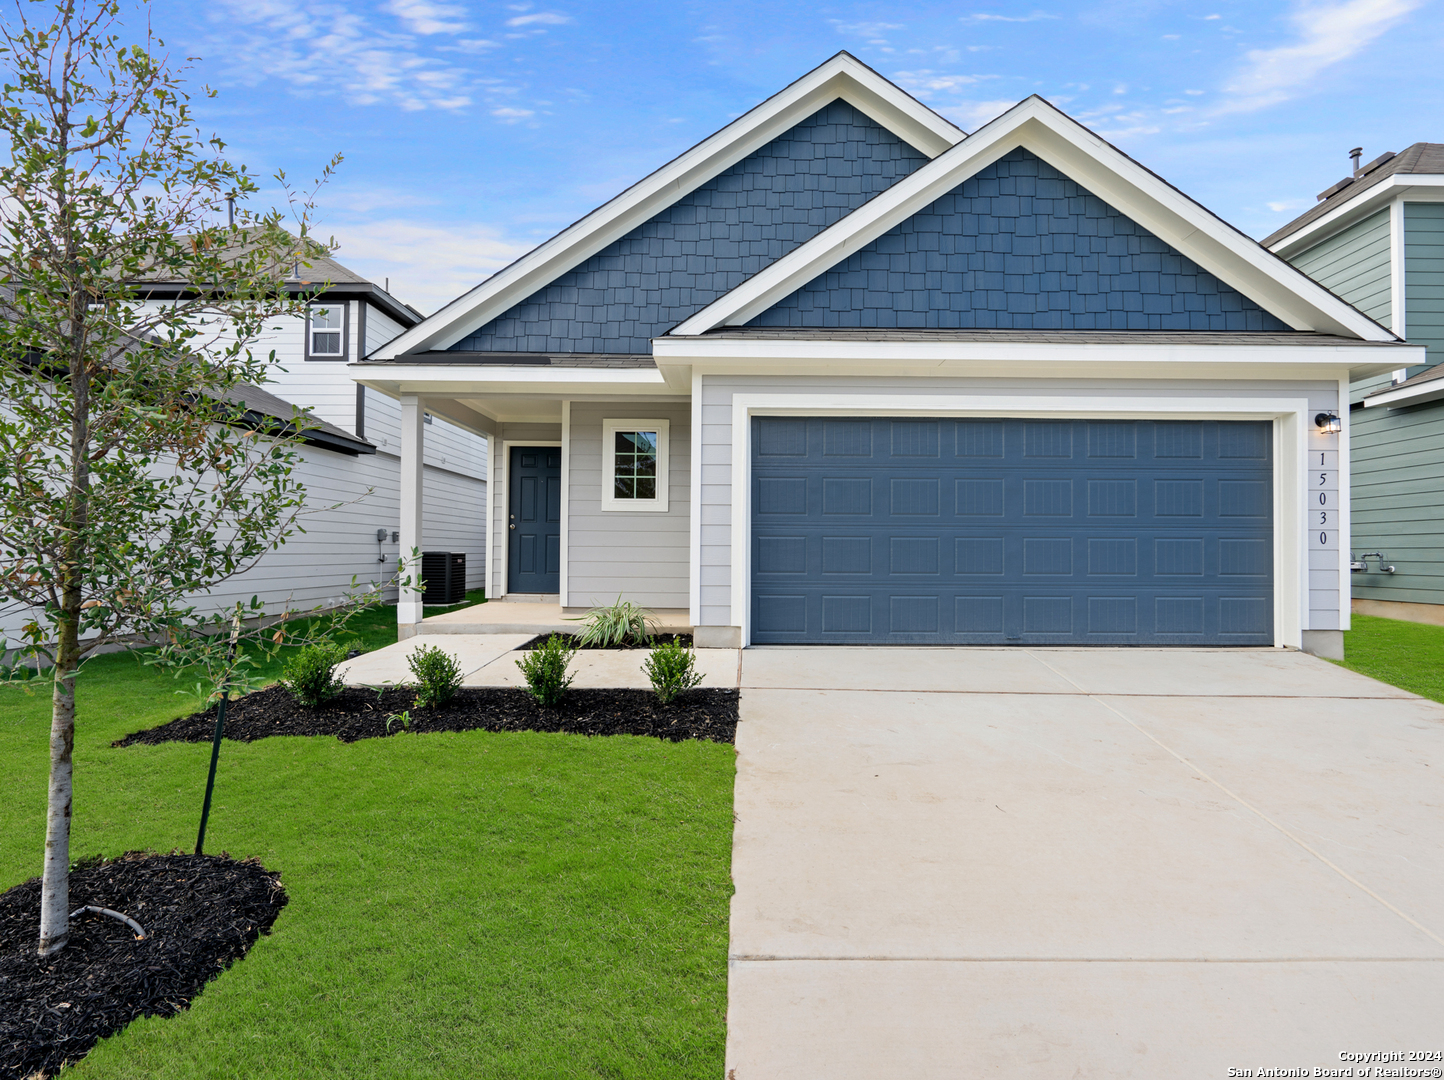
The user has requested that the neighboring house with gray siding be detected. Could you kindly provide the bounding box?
[353,53,1414,658]
[1,256,490,647]
[1267,145,1444,625]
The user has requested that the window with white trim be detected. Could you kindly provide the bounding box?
[601,418,669,512]
[307,302,345,359]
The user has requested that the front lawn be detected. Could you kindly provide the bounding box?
[1337,614,1444,703]
[0,622,733,1078]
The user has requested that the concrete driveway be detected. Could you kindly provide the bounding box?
[726,648,1444,1078]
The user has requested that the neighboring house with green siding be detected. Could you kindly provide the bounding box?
[1267,145,1444,625]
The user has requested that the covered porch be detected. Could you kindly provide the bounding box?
[349,356,691,640]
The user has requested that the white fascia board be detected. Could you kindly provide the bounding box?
[652,334,1420,370]
[652,337,1416,384]
[368,55,962,362]
[1362,379,1444,408]
[349,364,667,398]
[672,99,1396,342]
[1268,175,1444,258]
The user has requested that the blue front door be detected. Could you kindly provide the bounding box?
[508,446,561,594]
[750,417,1274,645]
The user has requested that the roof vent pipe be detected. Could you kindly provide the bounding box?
[1350,147,1363,176]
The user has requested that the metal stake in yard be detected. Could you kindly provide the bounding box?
[196,614,242,856]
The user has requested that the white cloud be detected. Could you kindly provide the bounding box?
[833,21,904,36]
[383,0,467,35]
[1267,197,1312,212]
[504,12,572,27]
[206,0,478,112]
[890,70,992,97]
[491,106,535,121]
[1219,0,1422,112]
[1162,33,1181,39]
[960,11,1059,22]
[329,218,535,314]
[938,99,1019,130]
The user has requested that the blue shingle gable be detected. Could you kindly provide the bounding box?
[449,101,930,354]
[747,147,1291,332]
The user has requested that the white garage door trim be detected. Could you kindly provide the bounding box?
[728,393,1311,650]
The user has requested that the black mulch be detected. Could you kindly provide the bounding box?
[518,632,693,650]
[0,852,287,1079]
[113,685,738,747]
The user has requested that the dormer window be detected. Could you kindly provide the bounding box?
[306,302,347,360]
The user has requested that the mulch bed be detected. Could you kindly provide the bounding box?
[0,852,287,1079]
[518,632,693,650]
[113,685,738,747]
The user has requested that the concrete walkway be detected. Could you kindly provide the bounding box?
[727,648,1444,1078]
[337,633,740,689]
[417,601,690,637]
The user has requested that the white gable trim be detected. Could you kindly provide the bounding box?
[670,97,1395,342]
[371,53,964,361]
[1268,174,1444,259]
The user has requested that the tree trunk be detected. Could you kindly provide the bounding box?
[38,616,79,957]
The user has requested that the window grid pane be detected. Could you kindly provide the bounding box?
[312,331,342,354]
[613,430,658,500]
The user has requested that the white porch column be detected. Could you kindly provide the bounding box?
[398,394,425,638]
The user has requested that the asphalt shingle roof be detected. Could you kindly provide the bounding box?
[1263,143,1444,248]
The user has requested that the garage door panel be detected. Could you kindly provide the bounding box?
[751,417,1273,646]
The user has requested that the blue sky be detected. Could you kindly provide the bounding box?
[144,0,1441,313]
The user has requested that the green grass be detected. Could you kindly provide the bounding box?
[0,594,733,1079]
[1336,613,1444,703]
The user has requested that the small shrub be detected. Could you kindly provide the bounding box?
[571,594,656,648]
[643,639,704,704]
[408,644,463,709]
[516,633,576,706]
[281,642,347,707]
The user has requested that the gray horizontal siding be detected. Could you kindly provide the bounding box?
[1290,209,1391,328]
[565,402,690,609]
[698,375,1340,633]
[1,447,486,643]
[1406,202,1444,367]
[749,148,1291,332]
[1349,393,1444,605]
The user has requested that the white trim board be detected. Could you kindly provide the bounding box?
[560,403,571,606]
[725,392,1312,650]
[1268,174,1444,259]
[1390,197,1407,340]
[369,53,963,361]
[652,336,1415,377]
[689,369,703,626]
[671,98,1396,342]
[600,418,671,513]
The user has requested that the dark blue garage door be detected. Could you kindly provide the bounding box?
[751,417,1273,646]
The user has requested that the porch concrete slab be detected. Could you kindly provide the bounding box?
[731,687,1441,961]
[740,647,1079,694]
[725,958,1444,1080]
[1028,646,1414,698]
[462,646,742,688]
[1106,693,1444,936]
[419,602,690,636]
[336,634,532,686]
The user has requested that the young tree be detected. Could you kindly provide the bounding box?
[0,0,339,956]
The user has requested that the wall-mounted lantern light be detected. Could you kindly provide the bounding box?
[1315,412,1342,434]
